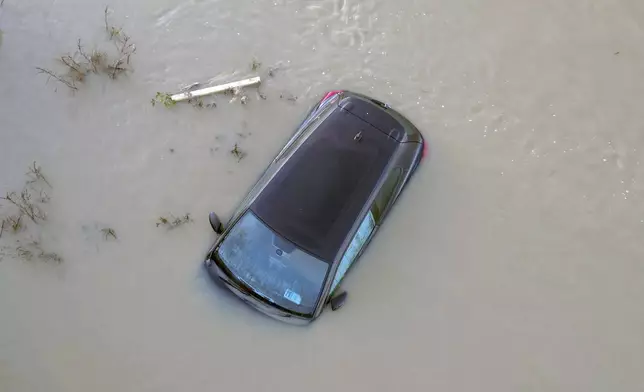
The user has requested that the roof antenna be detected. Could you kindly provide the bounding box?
[354,131,363,143]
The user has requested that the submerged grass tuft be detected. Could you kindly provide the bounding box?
[10,241,63,263]
[0,163,63,263]
[0,162,50,225]
[3,215,23,234]
[1,190,47,224]
[151,92,176,108]
[37,7,136,91]
[156,214,192,230]
[101,227,118,240]
[26,161,52,188]
[250,58,262,71]
[230,144,246,161]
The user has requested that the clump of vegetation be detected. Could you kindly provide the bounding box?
[223,87,243,97]
[151,92,176,108]
[250,58,262,71]
[0,162,51,237]
[280,92,298,102]
[36,67,79,91]
[186,97,217,109]
[38,190,51,203]
[37,6,136,91]
[104,7,137,79]
[222,87,250,105]
[1,162,51,228]
[39,250,64,263]
[156,214,192,230]
[230,144,246,161]
[101,227,118,240]
[26,161,52,188]
[12,240,63,263]
[2,215,23,235]
[0,163,59,262]
[104,6,122,40]
[1,189,47,224]
[188,97,204,108]
[16,245,33,260]
[0,162,63,263]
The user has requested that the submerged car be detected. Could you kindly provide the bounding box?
[204,90,426,324]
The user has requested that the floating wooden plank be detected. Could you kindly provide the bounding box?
[170,76,261,102]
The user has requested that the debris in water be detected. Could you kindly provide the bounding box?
[250,58,262,71]
[101,227,118,240]
[280,92,298,102]
[38,190,50,204]
[0,163,63,263]
[39,250,64,263]
[9,240,63,263]
[1,189,47,223]
[0,162,51,225]
[77,39,106,74]
[223,87,240,96]
[36,67,78,91]
[37,7,136,91]
[151,92,176,108]
[170,76,261,102]
[188,97,205,108]
[104,6,121,39]
[267,66,279,77]
[2,215,23,234]
[230,144,246,161]
[26,161,52,188]
[157,214,192,230]
[16,246,33,261]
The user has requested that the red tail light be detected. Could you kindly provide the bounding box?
[322,90,343,102]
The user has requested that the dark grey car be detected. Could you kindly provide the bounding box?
[204,90,426,324]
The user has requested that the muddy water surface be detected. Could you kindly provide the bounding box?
[2,0,644,391]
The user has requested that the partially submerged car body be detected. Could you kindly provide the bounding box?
[205,90,425,324]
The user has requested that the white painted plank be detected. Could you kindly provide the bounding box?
[170,76,261,102]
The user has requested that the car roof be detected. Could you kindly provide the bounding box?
[251,106,399,262]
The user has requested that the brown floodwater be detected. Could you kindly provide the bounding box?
[1,0,644,390]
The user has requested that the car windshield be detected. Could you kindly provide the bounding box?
[216,211,330,316]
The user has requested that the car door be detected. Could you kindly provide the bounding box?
[329,167,404,293]
[330,210,376,293]
[370,167,404,223]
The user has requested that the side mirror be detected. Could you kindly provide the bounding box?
[329,291,347,311]
[209,212,224,234]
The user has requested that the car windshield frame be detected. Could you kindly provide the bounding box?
[213,211,331,317]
